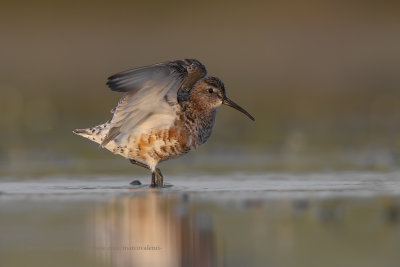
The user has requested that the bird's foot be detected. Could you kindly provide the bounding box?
[155,168,163,187]
[150,169,164,188]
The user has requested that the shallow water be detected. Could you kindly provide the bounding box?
[1,172,400,267]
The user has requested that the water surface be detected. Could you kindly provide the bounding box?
[1,172,400,267]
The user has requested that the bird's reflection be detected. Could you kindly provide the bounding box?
[87,192,217,267]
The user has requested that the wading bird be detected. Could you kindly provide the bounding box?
[74,59,254,187]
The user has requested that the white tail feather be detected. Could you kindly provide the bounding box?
[73,122,111,145]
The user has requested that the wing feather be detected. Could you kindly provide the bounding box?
[106,64,173,93]
[101,59,206,147]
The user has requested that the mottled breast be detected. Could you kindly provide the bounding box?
[109,114,194,165]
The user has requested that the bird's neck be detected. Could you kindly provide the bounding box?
[182,103,217,146]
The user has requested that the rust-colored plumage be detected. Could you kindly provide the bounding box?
[73,59,254,187]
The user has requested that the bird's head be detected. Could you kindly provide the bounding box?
[189,76,255,121]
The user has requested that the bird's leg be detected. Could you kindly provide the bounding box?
[129,159,163,188]
[151,169,163,187]
[151,172,156,187]
[129,159,150,170]
[155,168,163,187]
[129,159,151,186]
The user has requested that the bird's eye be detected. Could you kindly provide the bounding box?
[208,88,213,94]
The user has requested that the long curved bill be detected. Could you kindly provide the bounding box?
[223,97,255,121]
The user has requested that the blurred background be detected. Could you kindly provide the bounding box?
[1,2,400,267]
[1,0,400,176]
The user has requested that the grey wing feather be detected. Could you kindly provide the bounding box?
[106,64,172,93]
[106,59,207,94]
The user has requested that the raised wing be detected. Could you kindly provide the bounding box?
[101,59,206,147]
